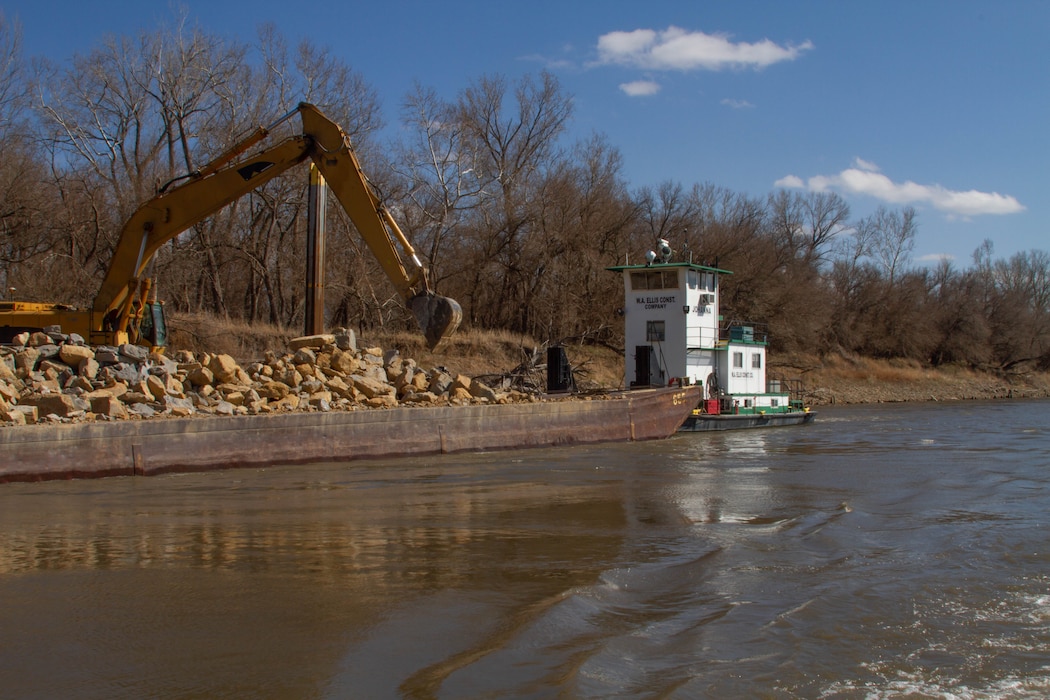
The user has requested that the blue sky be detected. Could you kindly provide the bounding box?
[5,0,1046,267]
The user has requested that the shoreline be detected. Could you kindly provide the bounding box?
[797,366,1050,406]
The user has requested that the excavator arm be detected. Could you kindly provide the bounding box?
[93,102,461,349]
[296,104,461,348]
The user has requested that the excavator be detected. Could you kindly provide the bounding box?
[0,103,462,350]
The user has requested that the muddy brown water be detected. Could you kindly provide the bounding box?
[1,400,1049,698]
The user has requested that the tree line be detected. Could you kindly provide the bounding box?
[1,15,1047,372]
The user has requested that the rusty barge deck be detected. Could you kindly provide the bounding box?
[0,386,699,483]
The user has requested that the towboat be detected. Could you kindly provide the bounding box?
[609,240,815,432]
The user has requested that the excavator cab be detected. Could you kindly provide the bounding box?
[137,302,168,349]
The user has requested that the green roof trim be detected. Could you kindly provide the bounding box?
[606,261,733,275]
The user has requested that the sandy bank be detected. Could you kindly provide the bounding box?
[779,356,1050,406]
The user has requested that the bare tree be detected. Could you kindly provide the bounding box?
[392,82,484,290]
[447,71,574,332]
[0,13,59,299]
[8,13,1050,373]
[530,132,636,342]
[926,259,993,366]
[868,205,917,285]
[767,190,851,268]
[633,180,696,251]
[975,247,1050,370]
[682,183,764,266]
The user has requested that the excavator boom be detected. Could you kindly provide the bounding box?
[78,102,460,349]
[95,136,312,320]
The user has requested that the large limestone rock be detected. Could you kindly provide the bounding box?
[450,374,472,393]
[27,332,51,347]
[0,404,27,424]
[160,395,195,416]
[90,394,129,420]
[186,365,215,387]
[324,375,354,400]
[292,348,317,366]
[256,380,292,400]
[79,357,100,380]
[449,386,472,401]
[469,380,498,402]
[329,348,359,374]
[15,347,40,373]
[208,354,240,383]
[58,343,95,366]
[21,393,90,418]
[118,343,150,362]
[0,379,18,403]
[350,374,395,400]
[145,374,168,400]
[288,334,334,351]
[429,370,453,395]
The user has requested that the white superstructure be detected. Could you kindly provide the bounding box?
[609,248,791,415]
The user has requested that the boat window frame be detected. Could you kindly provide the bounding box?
[630,269,679,290]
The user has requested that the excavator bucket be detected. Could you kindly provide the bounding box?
[409,293,462,350]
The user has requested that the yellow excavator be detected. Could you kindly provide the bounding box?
[0,103,462,350]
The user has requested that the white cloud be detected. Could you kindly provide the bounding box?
[597,26,813,71]
[777,161,1025,217]
[852,157,880,172]
[774,174,805,189]
[721,98,754,109]
[916,253,956,263]
[620,80,661,97]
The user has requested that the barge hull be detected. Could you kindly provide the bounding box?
[679,410,815,432]
[0,387,699,483]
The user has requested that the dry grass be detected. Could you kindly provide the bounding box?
[353,328,625,390]
[166,312,1048,403]
[794,352,1050,404]
[166,312,625,388]
[816,355,935,384]
[167,312,294,362]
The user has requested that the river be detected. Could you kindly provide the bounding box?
[1,399,1048,699]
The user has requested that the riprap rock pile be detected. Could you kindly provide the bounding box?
[0,327,532,426]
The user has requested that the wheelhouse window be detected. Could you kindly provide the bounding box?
[630,270,679,290]
[733,351,743,368]
[646,321,666,342]
[752,353,762,369]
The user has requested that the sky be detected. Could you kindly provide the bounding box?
[4,0,1047,268]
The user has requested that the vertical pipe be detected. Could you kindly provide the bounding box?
[305,163,327,336]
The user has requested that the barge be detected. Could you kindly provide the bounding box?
[0,385,699,483]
